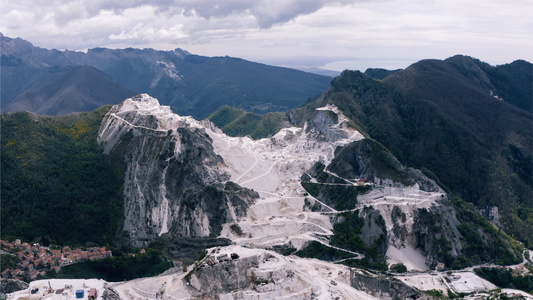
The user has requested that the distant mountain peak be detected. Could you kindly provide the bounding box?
[1,33,331,118]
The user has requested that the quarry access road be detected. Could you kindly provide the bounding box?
[109,113,166,133]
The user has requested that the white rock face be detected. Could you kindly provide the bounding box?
[109,246,385,300]
[97,94,248,243]
[96,95,372,246]
[207,104,368,251]
[204,102,455,273]
[97,94,459,264]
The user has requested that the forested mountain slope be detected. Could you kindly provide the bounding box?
[1,107,124,245]
[298,57,532,247]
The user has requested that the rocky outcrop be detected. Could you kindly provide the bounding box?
[0,279,28,294]
[358,207,387,250]
[102,284,122,300]
[324,132,461,270]
[406,168,444,193]
[349,270,437,300]
[185,255,261,296]
[411,204,462,265]
[384,201,462,268]
[328,139,444,192]
[183,248,318,299]
[98,94,257,246]
[305,105,363,148]
[308,110,345,142]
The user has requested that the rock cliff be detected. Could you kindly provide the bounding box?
[98,94,257,246]
[349,270,437,300]
[182,247,325,299]
[327,137,462,270]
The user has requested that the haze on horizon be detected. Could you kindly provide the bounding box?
[1,0,532,72]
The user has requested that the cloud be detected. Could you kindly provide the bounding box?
[1,0,532,70]
[3,0,359,29]
[109,23,188,41]
[177,0,333,28]
[1,0,366,51]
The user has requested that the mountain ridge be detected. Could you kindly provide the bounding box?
[1,33,332,118]
[314,60,532,247]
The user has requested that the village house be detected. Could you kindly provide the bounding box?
[1,239,112,281]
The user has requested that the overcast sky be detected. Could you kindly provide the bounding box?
[1,0,532,72]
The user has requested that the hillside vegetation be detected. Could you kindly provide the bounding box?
[48,248,172,282]
[306,57,532,247]
[1,107,125,246]
[208,106,287,139]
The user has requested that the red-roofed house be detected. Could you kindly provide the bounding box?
[38,248,47,258]
[33,259,42,267]
[51,250,62,260]
[10,269,22,277]
[66,255,76,263]
[89,253,104,261]
[28,270,39,281]
[2,242,14,250]
[21,260,30,268]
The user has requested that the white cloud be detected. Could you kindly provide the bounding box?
[110,23,188,41]
[1,0,532,70]
[2,0,357,30]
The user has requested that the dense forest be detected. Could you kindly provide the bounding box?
[1,107,125,246]
[48,248,173,282]
[475,267,533,294]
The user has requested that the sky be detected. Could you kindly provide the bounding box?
[1,0,532,72]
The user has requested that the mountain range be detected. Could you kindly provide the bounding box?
[1,33,331,119]
[1,34,533,299]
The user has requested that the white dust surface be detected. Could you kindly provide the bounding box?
[9,278,106,300]
[386,245,429,272]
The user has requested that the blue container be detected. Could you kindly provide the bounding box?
[76,289,84,298]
